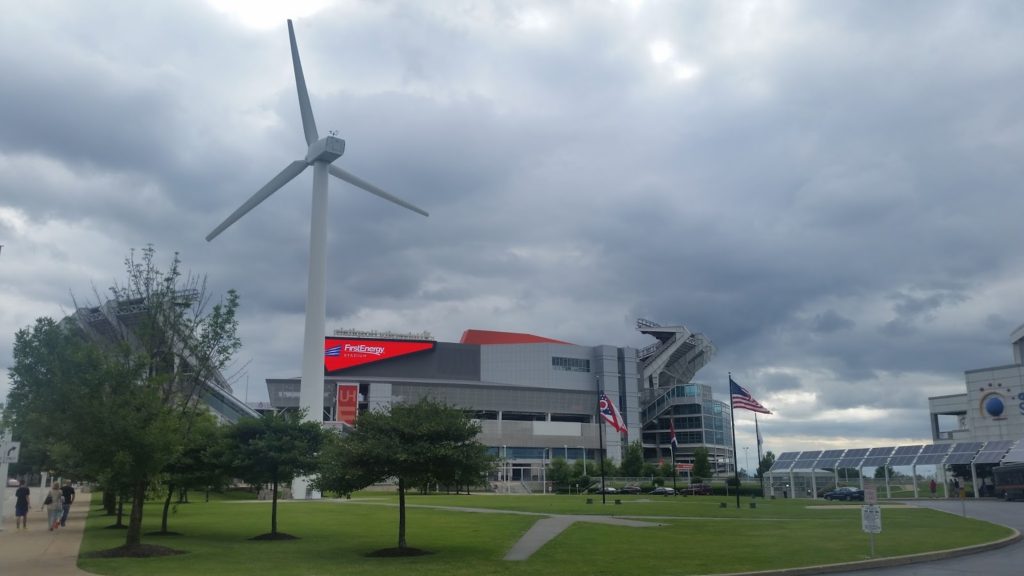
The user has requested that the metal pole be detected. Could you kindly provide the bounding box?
[578,445,586,476]
[729,373,740,508]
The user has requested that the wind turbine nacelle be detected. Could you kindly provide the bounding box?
[305,136,346,164]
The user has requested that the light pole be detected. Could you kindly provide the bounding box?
[743,446,750,478]
[564,444,568,460]
[577,445,587,475]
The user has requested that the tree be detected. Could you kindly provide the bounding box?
[546,457,573,489]
[874,464,895,479]
[757,451,776,479]
[316,398,494,554]
[692,447,712,481]
[4,247,241,553]
[156,412,227,534]
[620,441,645,477]
[222,410,325,539]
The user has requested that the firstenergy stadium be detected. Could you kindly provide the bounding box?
[265,319,734,483]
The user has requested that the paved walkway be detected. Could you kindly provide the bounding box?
[0,484,91,575]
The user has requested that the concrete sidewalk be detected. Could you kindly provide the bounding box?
[0,484,91,575]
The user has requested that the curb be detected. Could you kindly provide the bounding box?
[708,529,1022,576]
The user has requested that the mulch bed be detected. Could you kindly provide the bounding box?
[249,532,299,541]
[81,544,186,559]
[366,547,433,558]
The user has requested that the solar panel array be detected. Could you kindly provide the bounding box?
[974,440,1015,464]
[769,452,799,472]
[762,438,1023,472]
[862,447,895,467]
[945,442,985,465]
[889,445,922,466]
[815,450,845,469]
[793,451,822,470]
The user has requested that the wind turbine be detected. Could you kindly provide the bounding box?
[207,20,429,496]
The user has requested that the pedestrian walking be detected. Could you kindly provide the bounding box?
[43,481,64,531]
[60,481,76,527]
[929,478,937,498]
[14,480,30,530]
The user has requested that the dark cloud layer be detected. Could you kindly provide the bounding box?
[3,1,1024,456]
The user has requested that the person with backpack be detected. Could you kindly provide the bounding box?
[59,481,76,527]
[42,481,64,531]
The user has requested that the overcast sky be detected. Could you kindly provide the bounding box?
[3,0,1024,460]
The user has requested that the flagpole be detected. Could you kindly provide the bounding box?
[671,443,677,491]
[730,372,741,509]
[755,413,765,496]
[597,378,607,505]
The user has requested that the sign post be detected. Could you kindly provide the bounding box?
[0,430,21,532]
[861,504,882,557]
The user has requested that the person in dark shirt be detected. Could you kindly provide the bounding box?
[59,481,76,527]
[14,481,30,530]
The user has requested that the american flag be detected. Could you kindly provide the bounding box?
[730,377,772,414]
[599,392,627,434]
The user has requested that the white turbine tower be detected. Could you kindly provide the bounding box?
[207,20,429,497]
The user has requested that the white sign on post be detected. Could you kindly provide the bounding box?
[861,504,882,534]
[2,441,20,464]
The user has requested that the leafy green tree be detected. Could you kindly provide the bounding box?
[547,457,573,489]
[620,441,645,477]
[4,247,241,552]
[316,398,493,553]
[157,412,227,534]
[874,464,895,479]
[657,459,675,479]
[222,410,326,538]
[757,451,776,479]
[692,447,712,481]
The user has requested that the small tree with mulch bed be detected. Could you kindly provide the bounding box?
[316,397,494,556]
[221,410,325,539]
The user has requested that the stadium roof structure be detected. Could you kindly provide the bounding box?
[73,293,256,423]
[459,329,572,345]
[766,438,1023,473]
[636,318,716,388]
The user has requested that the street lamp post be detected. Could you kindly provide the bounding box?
[743,446,750,478]
[577,445,586,475]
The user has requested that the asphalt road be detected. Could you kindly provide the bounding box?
[828,499,1024,576]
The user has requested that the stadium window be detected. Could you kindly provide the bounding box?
[551,356,591,372]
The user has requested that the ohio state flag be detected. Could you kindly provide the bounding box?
[599,392,627,434]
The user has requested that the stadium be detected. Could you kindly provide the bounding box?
[264,319,734,486]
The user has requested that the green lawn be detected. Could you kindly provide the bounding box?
[77,492,1014,576]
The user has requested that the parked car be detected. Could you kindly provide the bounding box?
[6,478,19,487]
[650,486,676,496]
[591,486,617,494]
[679,483,712,496]
[823,487,864,501]
[618,485,642,494]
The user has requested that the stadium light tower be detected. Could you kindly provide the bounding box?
[207,20,429,497]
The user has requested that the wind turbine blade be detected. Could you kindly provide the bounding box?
[328,165,430,217]
[288,19,319,146]
[206,161,308,241]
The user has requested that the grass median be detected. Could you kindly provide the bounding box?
[78,492,1014,576]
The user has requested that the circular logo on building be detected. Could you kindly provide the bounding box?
[978,382,1015,420]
